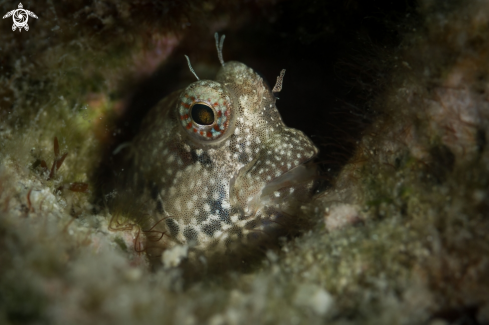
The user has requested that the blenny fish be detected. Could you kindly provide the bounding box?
[119,34,318,260]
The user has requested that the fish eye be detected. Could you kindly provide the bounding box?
[178,80,235,143]
[191,103,215,125]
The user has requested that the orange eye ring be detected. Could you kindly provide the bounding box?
[178,80,234,142]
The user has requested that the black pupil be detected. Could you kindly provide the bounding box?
[191,103,215,125]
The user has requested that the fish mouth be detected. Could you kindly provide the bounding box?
[229,134,318,217]
[260,160,318,201]
[245,159,318,244]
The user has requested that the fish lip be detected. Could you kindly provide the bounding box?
[260,159,317,199]
[252,159,318,234]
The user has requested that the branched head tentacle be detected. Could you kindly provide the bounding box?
[272,69,286,93]
[214,32,226,67]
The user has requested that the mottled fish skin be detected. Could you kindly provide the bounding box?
[126,44,318,254]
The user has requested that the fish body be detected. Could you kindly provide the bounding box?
[124,40,318,257]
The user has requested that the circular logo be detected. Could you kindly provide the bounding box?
[2,3,38,32]
[13,9,28,28]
